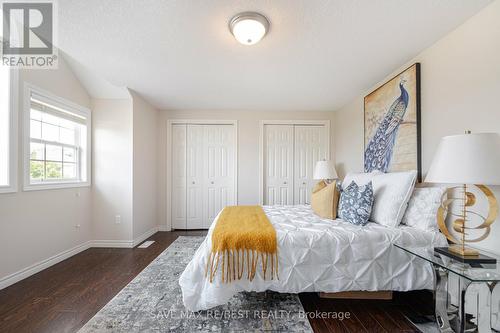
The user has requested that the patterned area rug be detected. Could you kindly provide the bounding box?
[79,236,313,332]
[405,314,440,333]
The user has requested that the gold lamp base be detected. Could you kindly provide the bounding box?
[437,184,498,259]
[447,244,479,257]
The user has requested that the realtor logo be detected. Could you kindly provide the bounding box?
[1,0,58,68]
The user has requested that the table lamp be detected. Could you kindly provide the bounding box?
[313,160,338,184]
[425,132,500,257]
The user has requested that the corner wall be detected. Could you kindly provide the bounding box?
[131,91,159,241]
[91,98,134,244]
[91,93,159,245]
[333,0,500,254]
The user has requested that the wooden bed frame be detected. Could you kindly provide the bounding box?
[319,291,393,300]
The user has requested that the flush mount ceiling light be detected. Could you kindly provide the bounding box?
[229,12,270,45]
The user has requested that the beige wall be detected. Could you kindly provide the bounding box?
[334,0,500,254]
[91,98,134,242]
[131,91,159,239]
[0,57,92,285]
[158,110,336,230]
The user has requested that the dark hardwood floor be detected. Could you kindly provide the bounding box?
[299,292,432,332]
[0,231,432,333]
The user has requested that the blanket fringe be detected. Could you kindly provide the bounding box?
[206,250,279,283]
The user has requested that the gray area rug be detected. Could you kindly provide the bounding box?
[408,317,440,333]
[79,236,313,332]
[414,323,440,333]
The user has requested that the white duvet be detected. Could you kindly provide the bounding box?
[179,205,447,311]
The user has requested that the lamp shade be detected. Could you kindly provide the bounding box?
[313,160,338,180]
[425,133,500,185]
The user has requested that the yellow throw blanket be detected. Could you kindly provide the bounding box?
[206,206,278,283]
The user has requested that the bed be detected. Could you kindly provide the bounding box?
[179,204,447,311]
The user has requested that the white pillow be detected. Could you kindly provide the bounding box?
[342,170,382,189]
[402,187,447,232]
[341,170,417,227]
[369,170,417,227]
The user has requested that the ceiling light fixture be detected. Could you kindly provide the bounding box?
[229,12,270,46]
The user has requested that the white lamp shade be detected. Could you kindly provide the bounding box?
[313,160,338,180]
[425,133,500,185]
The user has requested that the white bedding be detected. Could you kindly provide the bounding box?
[179,205,447,311]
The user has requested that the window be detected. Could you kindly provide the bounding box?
[24,86,91,190]
[0,66,17,193]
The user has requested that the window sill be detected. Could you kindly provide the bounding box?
[0,185,17,194]
[23,181,90,191]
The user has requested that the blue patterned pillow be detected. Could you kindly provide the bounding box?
[338,181,374,226]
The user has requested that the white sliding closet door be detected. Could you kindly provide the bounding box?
[294,126,327,204]
[170,122,236,230]
[263,123,328,206]
[202,125,235,228]
[264,125,294,205]
[171,124,187,229]
[186,125,204,229]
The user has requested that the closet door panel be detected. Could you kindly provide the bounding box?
[203,125,235,228]
[294,125,327,204]
[171,124,186,229]
[264,125,294,205]
[186,124,204,229]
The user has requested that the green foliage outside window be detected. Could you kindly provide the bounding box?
[30,161,63,180]
[46,162,62,179]
[30,161,44,179]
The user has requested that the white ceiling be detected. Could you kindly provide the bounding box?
[58,0,492,111]
[63,52,131,99]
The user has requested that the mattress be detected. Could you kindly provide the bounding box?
[179,205,447,311]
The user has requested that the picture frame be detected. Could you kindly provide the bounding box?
[363,63,421,181]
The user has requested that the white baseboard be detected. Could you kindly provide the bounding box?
[0,225,164,291]
[158,224,170,231]
[133,226,159,247]
[0,240,92,290]
[91,239,134,248]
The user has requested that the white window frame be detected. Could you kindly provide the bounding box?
[0,68,18,194]
[23,84,91,191]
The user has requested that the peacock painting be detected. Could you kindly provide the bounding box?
[364,63,421,180]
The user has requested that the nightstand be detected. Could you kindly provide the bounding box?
[393,243,500,333]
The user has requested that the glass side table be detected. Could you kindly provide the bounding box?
[393,243,500,333]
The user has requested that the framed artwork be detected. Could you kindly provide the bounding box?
[364,63,421,181]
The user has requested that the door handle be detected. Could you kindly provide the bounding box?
[302,182,306,185]
[211,181,214,184]
[283,181,287,185]
[192,181,195,185]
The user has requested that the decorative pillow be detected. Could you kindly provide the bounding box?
[402,187,447,232]
[338,181,374,226]
[311,180,340,219]
[341,170,417,227]
[369,170,418,228]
